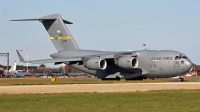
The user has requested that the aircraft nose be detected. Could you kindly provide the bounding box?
[185,60,193,72]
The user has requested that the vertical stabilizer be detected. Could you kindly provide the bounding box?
[11,14,80,51]
[13,61,17,71]
[9,61,17,72]
[9,63,13,72]
[40,14,80,51]
[16,50,25,62]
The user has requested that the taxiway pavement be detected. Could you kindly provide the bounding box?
[0,82,200,94]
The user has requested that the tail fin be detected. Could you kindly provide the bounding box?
[9,61,17,72]
[13,61,17,71]
[16,50,25,62]
[11,14,80,51]
[9,63,14,72]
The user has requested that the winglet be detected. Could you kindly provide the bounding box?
[16,50,25,62]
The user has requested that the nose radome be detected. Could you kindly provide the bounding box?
[185,60,193,72]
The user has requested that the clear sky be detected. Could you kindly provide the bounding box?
[0,0,199,67]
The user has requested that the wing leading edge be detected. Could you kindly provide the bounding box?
[16,50,82,64]
[27,58,82,64]
[16,50,137,64]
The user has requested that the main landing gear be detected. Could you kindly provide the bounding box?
[178,77,184,82]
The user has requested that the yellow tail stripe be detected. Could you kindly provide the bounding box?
[49,36,70,40]
[50,37,54,40]
[58,36,70,40]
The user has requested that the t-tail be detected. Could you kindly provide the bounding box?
[16,50,25,62]
[11,14,80,51]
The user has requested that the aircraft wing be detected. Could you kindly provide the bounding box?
[16,50,136,64]
[16,50,82,64]
[27,58,82,64]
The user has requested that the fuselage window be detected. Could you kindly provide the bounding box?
[181,61,184,64]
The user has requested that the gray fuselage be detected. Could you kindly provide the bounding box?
[50,50,192,79]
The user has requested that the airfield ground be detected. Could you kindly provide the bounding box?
[0,90,200,112]
[0,77,200,112]
[0,76,200,86]
[0,82,200,94]
[0,77,200,94]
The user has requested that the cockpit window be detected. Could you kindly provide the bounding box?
[182,56,187,59]
[175,55,187,60]
[175,56,179,60]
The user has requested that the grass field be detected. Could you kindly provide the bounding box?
[0,77,200,86]
[0,90,200,112]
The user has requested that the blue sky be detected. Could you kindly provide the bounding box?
[0,0,199,67]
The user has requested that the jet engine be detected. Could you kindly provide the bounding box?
[84,58,107,70]
[116,57,138,69]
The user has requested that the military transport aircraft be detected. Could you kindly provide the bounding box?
[12,14,193,81]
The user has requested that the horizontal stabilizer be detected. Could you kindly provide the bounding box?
[10,19,55,21]
[63,20,73,24]
[10,19,73,24]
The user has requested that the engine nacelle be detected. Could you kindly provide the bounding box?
[116,57,138,69]
[84,58,107,70]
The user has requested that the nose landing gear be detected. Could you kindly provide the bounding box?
[178,77,184,82]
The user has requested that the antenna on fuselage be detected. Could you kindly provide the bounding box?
[143,44,146,50]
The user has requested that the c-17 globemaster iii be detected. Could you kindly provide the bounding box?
[12,14,193,81]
